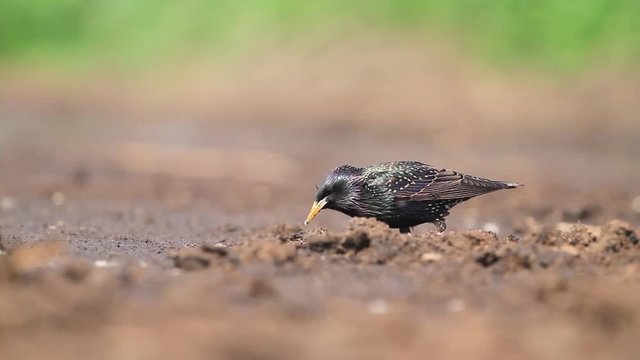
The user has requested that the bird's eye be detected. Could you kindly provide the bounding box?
[330,181,346,196]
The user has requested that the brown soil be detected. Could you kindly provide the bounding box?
[0,49,639,359]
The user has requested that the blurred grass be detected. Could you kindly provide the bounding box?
[1,0,639,71]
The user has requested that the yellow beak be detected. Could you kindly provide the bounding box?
[304,198,328,225]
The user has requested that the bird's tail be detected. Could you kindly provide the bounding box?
[501,182,524,189]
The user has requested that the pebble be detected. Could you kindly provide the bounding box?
[446,298,465,312]
[51,192,65,206]
[368,299,389,315]
[47,221,65,231]
[94,259,118,268]
[420,252,443,262]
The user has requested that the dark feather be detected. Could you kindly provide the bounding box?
[375,162,516,201]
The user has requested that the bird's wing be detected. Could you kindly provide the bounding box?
[364,162,438,193]
[391,168,511,201]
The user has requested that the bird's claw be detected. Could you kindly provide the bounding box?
[434,220,447,233]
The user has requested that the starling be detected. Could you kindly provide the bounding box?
[304,161,522,233]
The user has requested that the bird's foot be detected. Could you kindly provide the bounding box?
[399,227,411,234]
[433,220,447,233]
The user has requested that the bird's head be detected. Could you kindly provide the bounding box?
[304,165,363,225]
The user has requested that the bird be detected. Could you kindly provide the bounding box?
[304,161,522,233]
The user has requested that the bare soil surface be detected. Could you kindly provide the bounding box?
[1,53,639,359]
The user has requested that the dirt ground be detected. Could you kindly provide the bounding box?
[0,49,639,360]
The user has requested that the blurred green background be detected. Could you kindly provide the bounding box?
[2,0,639,72]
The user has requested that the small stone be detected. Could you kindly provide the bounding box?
[420,252,443,262]
[446,298,465,312]
[368,299,389,315]
[202,243,229,257]
[51,192,65,206]
[94,259,118,268]
[1,197,15,210]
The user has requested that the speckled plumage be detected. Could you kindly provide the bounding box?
[309,161,522,233]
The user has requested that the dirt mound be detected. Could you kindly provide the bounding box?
[168,218,639,276]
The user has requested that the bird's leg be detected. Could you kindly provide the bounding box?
[433,219,447,233]
[399,227,411,234]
